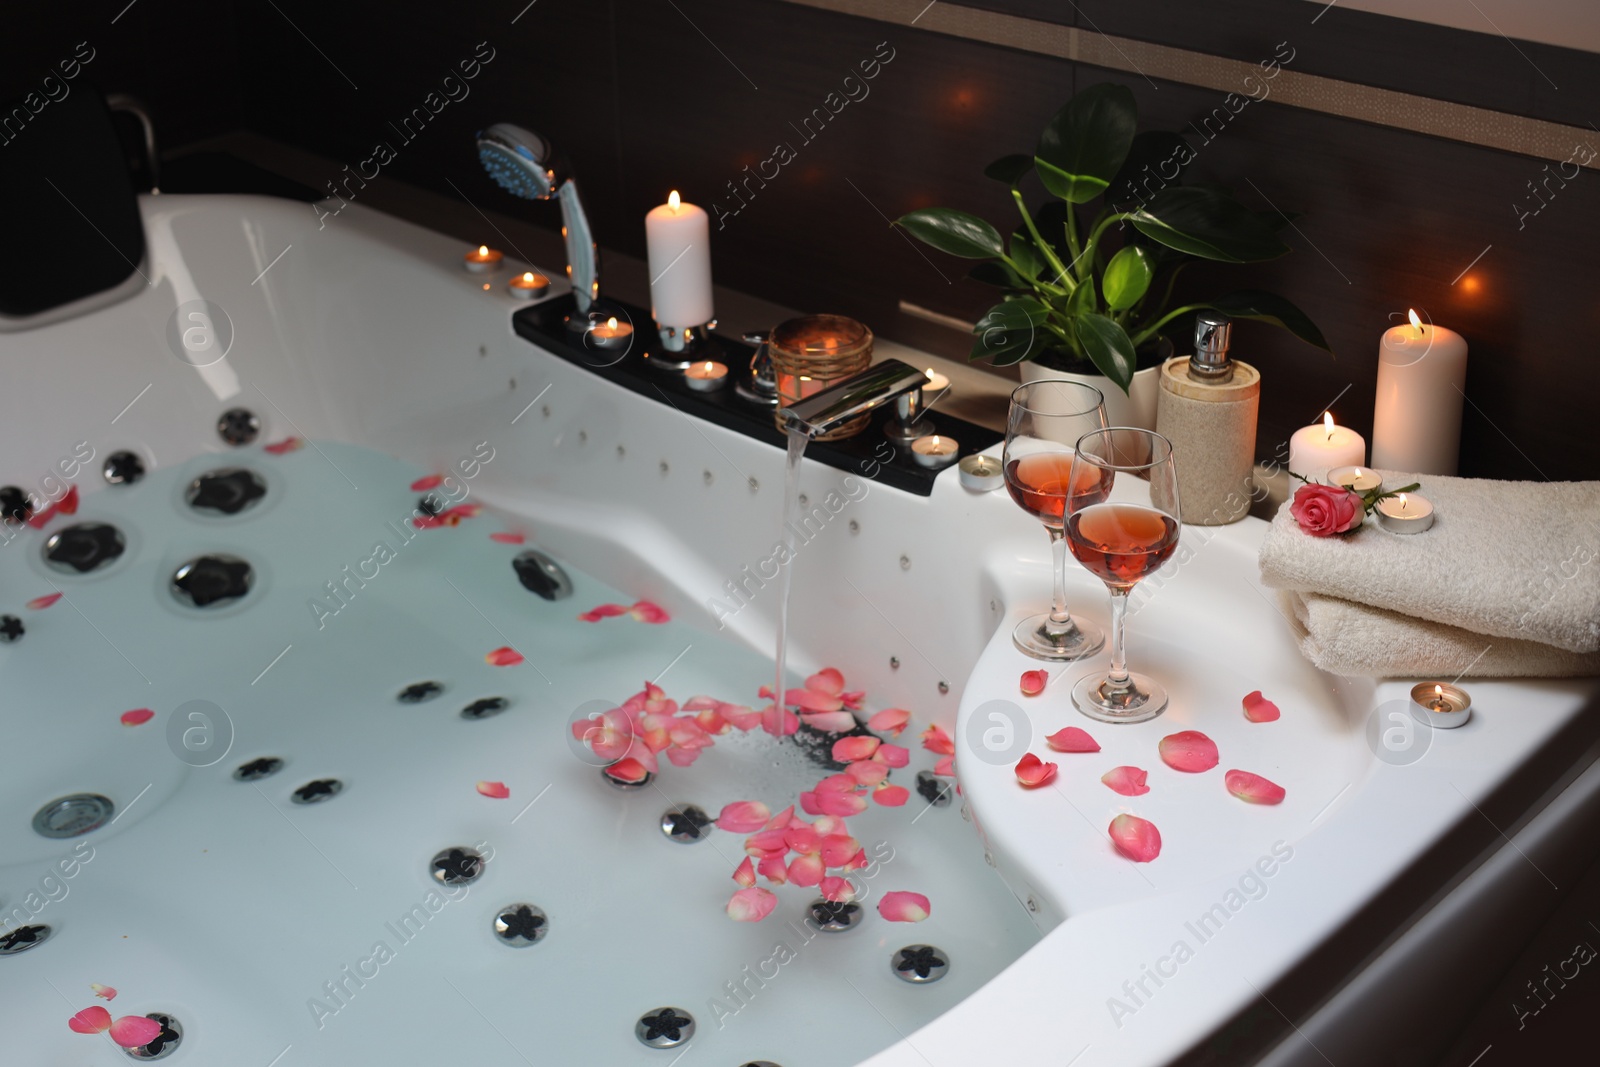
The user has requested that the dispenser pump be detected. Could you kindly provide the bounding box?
[1189,312,1234,383]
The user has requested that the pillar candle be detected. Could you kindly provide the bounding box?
[1288,411,1365,482]
[645,191,714,328]
[1372,310,1468,475]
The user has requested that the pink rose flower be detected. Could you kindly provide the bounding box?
[1289,483,1364,536]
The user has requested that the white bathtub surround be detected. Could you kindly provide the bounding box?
[1260,471,1600,654]
[0,195,1594,1067]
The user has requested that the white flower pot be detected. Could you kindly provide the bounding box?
[1020,359,1164,463]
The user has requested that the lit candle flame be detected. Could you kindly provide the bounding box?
[1323,411,1335,440]
[1435,684,1443,699]
[703,361,714,372]
[478,245,489,256]
[1407,308,1423,334]
[523,272,535,282]
[668,190,681,210]
[1398,492,1408,511]
[606,317,618,329]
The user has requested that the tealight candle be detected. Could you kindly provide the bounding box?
[911,434,959,469]
[1288,411,1365,482]
[923,367,951,403]
[1375,491,1434,534]
[1329,465,1383,493]
[464,245,503,273]
[585,316,634,351]
[958,453,1004,491]
[684,360,729,392]
[1410,681,1471,729]
[507,271,549,299]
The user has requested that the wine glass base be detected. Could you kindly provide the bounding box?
[1072,671,1168,724]
[1012,613,1105,661]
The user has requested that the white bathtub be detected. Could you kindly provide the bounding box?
[1,194,1595,1066]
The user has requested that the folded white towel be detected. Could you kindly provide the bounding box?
[1259,472,1600,654]
[1281,591,1600,679]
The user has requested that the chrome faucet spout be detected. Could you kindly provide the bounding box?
[778,359,932,439]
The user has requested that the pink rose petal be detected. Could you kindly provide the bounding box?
[27,592,62,610]
[120,708,154,727]
[577,603,629,622]
[1225,769,1286,805]
[1101,765,1150,796]
[727,887,779,921]
[1045,726,1101,753]
[109,1015,164,1049]
[757,853,789,884]
[485,646,524,667]
[91,984,117,1001]
[1019,669,1048,696]
[410,474,444,490]
[68,1006,112,1034]
[921,724,955,756]
[732,857,756,888]
[820,875,856,902]
[628,600,671,624]
[1159,730,1219,773]
[1243,690,1281,723]
[799,710,858,733]
[1109,813,1162,862]
[874,743,910,768]
[832,735,880,763]
[807,667,846,696]
[867,708,911,736]
[878,890,931,923]
[716,800,771,833]
[604,757,649,784]
[846,760,889,786]
[263,437,304,455]
[1014,752,1057,788]
[788,853,824,887]
[873,783,910,806]
[933,754,955,776]
[475,780,510,799]
[489,531,526,544]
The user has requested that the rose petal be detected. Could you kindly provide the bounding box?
[757,853,789,884]
[867,708,911,736]
[476,780,510,799]
[57,485,80,515]
[878,890,930,923]
[68,1006,112,1034]
[727,887,778,922]
[1019,669,1048,696]
[764,804,795,830]
[410,474,445,491]
[628,600,671,624]
[27,592,62,610]
[91,984,117,1001]
[1045,726,1100,753]
[716,800,772,834]
[832,735,880,763]
[933,754,955,777]
[119,708,154,727]
[263,437,304,455]
[799,710,859,733]
[1101,765,1150,796]
[485,646,524,667]
[820,875,856,902]
[1109,813,1162,862]
[807,667,846,696]
[732,857,756,888]
[874,743,910,768]
[604,757,649,784]
[109,1015,164,1049]
[1014,752,1057,788]
[846,759,889,786]
[921,724,955,756]
[788,853,824,887]
[489,531,526,544]
[1242,690,1281,723]
[577,603,629,622]
[1225,769,1286,805]
[1159,730,1219,773]
[874,783,910,806]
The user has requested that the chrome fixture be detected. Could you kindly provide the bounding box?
[807,898,864,932]
[513,550,573,600]
[233,757,284,781]
[291,779,342,804]
[431,846,486,886]
[33,793,114,838]
[0,924,51,955]
[123,1013,182,1060]
[776,358,933,441]
[659,804,712,843]
[493,904,549,947]
[892,945,949,983]
[217,408,260,446]
[915,770,954,807]
[103,450,146,484]
[170,554,253,608]
[635,1008,694,1048]
[736,331,778,407]
[476,123,598,313]
[44,522,126,573]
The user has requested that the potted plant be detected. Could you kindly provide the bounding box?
[896,83,1329,433]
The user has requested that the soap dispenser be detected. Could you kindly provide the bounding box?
[1155,313,1260,525]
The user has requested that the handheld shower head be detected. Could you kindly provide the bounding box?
[475,123,598,312]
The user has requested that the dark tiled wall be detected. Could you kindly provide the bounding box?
[10,0,1598,481]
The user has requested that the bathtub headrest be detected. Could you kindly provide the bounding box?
[0,84,146,321]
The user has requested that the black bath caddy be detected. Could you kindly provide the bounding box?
[512,295,999,497]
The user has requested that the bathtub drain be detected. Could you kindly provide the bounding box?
[493,904,548,946]
[431,846,486,886]
[659,805,711,843]
[636,1007,694,1048]
[123,1013,182,1059]
[32,793,114,838]
[0,924,51,955]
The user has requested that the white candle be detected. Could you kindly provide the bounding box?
[923,367,950,402]
[1372,310,1468,475]
[585,316,634,351]
[1329,465,1382,492]
[463,245,503,273]
[684,360,728,392]
[507,271,549,299]
[645,191,714,328]
[1375,491,1434,534]
[1288,411,1365,482]
[911,434,959,469]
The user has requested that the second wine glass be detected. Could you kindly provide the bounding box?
[1003,380,1109,661]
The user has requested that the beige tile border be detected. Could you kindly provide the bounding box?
[787,0,1598,167]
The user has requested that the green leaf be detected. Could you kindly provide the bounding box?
[1009,231,1044,281]
[1033,201,1075,261]
[895,208,1005,259]
[1034,83,1138,204]
[977,297,1051,330]
[967,261,1025,288]
[984,153,1035,186]
[1066,277,1097,317]
[1105,131,1193,207]
[1128,186,1290,263]
[1102,245,1154,310]
[1200,290,1332,352]
[1072,312,1137,393]
[971,299,1050,366]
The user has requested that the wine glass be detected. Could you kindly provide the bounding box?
[1065,428,1181,723]
[1002,380,1109,661]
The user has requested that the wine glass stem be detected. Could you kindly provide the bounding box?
[1048,527,1071,625]
[1106,587,1130,687]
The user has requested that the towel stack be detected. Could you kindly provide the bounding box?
[1258,472,1600,679]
